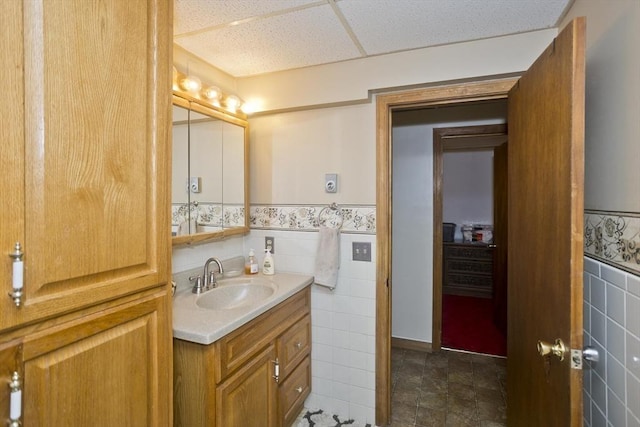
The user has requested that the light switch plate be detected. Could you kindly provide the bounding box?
[352,242,371,262]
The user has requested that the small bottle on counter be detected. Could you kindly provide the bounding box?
[245,249,259,275]
[262,249,274,275]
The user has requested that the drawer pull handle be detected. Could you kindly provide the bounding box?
[8,242,24,307]
[295,386,303,394]
[9,371,21,427]
[295,342,302,350]
[272,358,280,383]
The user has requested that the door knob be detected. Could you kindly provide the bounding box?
[582,346,599,364]
[537,338,566,361]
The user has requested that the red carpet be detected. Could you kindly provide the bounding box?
[442,294,506,357]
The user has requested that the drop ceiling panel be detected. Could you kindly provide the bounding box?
[176,4,361,77]
[338,0,570,55]
[174,0,319,35]
[174,0,573,77]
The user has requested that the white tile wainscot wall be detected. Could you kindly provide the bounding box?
[245,229,377,424]
[583,256,640,427]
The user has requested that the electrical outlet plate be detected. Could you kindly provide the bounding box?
[265,236,275,254]
[187,177,201,193]
[325,173,337,193]
[352,242,371,262]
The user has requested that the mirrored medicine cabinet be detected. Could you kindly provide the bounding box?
[171,92,249,246]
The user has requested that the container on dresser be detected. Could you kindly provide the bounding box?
[443,242,494,298]
[0,1,173,424]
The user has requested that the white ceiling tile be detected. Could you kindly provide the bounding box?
[174,0,572,77]
[176,4,362,76]
[174,0,322,35]
[338,0,570,55]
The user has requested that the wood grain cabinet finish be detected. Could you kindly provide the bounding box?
[0,0,173,424]
[443,243,494,298]
[174,287,311,427]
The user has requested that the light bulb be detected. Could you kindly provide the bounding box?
[179,75,202,93]
[225,95,241,112]
[203,86,221,102]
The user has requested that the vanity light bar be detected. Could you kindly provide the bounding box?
[173,67,246,114]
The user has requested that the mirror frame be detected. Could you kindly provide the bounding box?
[171,90,250,246]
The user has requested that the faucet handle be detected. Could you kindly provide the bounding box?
[208,271,217,289]
[189,275,204,294]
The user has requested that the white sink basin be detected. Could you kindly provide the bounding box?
[196,278,276,310]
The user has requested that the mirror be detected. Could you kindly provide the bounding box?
[171,93,249,245]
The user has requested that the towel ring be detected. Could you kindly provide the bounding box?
[318,202,343,229]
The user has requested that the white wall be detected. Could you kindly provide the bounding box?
[443,150,494,240]
[562,0,640,213]
[391,103,506,343]
[249,103,376,205]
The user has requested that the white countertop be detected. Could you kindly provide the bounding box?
[172,272,313,345]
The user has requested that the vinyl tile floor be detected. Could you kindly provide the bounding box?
[390,347,507,427]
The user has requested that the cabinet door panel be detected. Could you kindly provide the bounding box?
[0,0,171,330]
[0,340,22,425]
[0,1,26,325]
[22,292,171,426]
[216,344,278,427]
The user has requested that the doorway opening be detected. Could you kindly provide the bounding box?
[375,77,518,426]
[435,122,508,358]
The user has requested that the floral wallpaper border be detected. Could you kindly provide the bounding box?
[250,204,376,234]
[172,203,245,228]
[585,210,640,275]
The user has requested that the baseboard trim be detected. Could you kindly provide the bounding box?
[391,337,432,352]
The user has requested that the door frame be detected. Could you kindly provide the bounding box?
[375,77,518,425]
[432,123,508,351]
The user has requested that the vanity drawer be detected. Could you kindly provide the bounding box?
[277,314,311,379]
[279,356,311,427]
[215,287,310,382]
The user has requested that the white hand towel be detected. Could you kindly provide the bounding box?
[314,226,341,290]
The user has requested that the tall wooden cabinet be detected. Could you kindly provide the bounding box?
[0,1,173,425]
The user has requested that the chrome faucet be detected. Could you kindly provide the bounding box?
[203,257,224,290]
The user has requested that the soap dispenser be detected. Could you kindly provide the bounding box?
[263,249,275,275]
[245,249,259,275]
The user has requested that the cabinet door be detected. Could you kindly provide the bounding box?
[22,291,171,426]
[0,0,172,330]
[216,344,278,427]
[0,341,22,426]
[0,1,26,325]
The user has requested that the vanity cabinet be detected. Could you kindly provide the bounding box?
[443,243,494,298]
[0,0,172,424]
[174,287,311,427]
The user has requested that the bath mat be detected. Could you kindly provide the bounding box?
[294,409,372,427]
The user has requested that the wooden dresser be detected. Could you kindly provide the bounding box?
[443,242,494,298]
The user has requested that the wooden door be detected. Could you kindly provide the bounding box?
[492,143,508,335]
[216,344,278,427]
[0,0,172,330]
[507,17,585,426]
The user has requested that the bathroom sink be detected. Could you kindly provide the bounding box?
[196,279,276,310]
